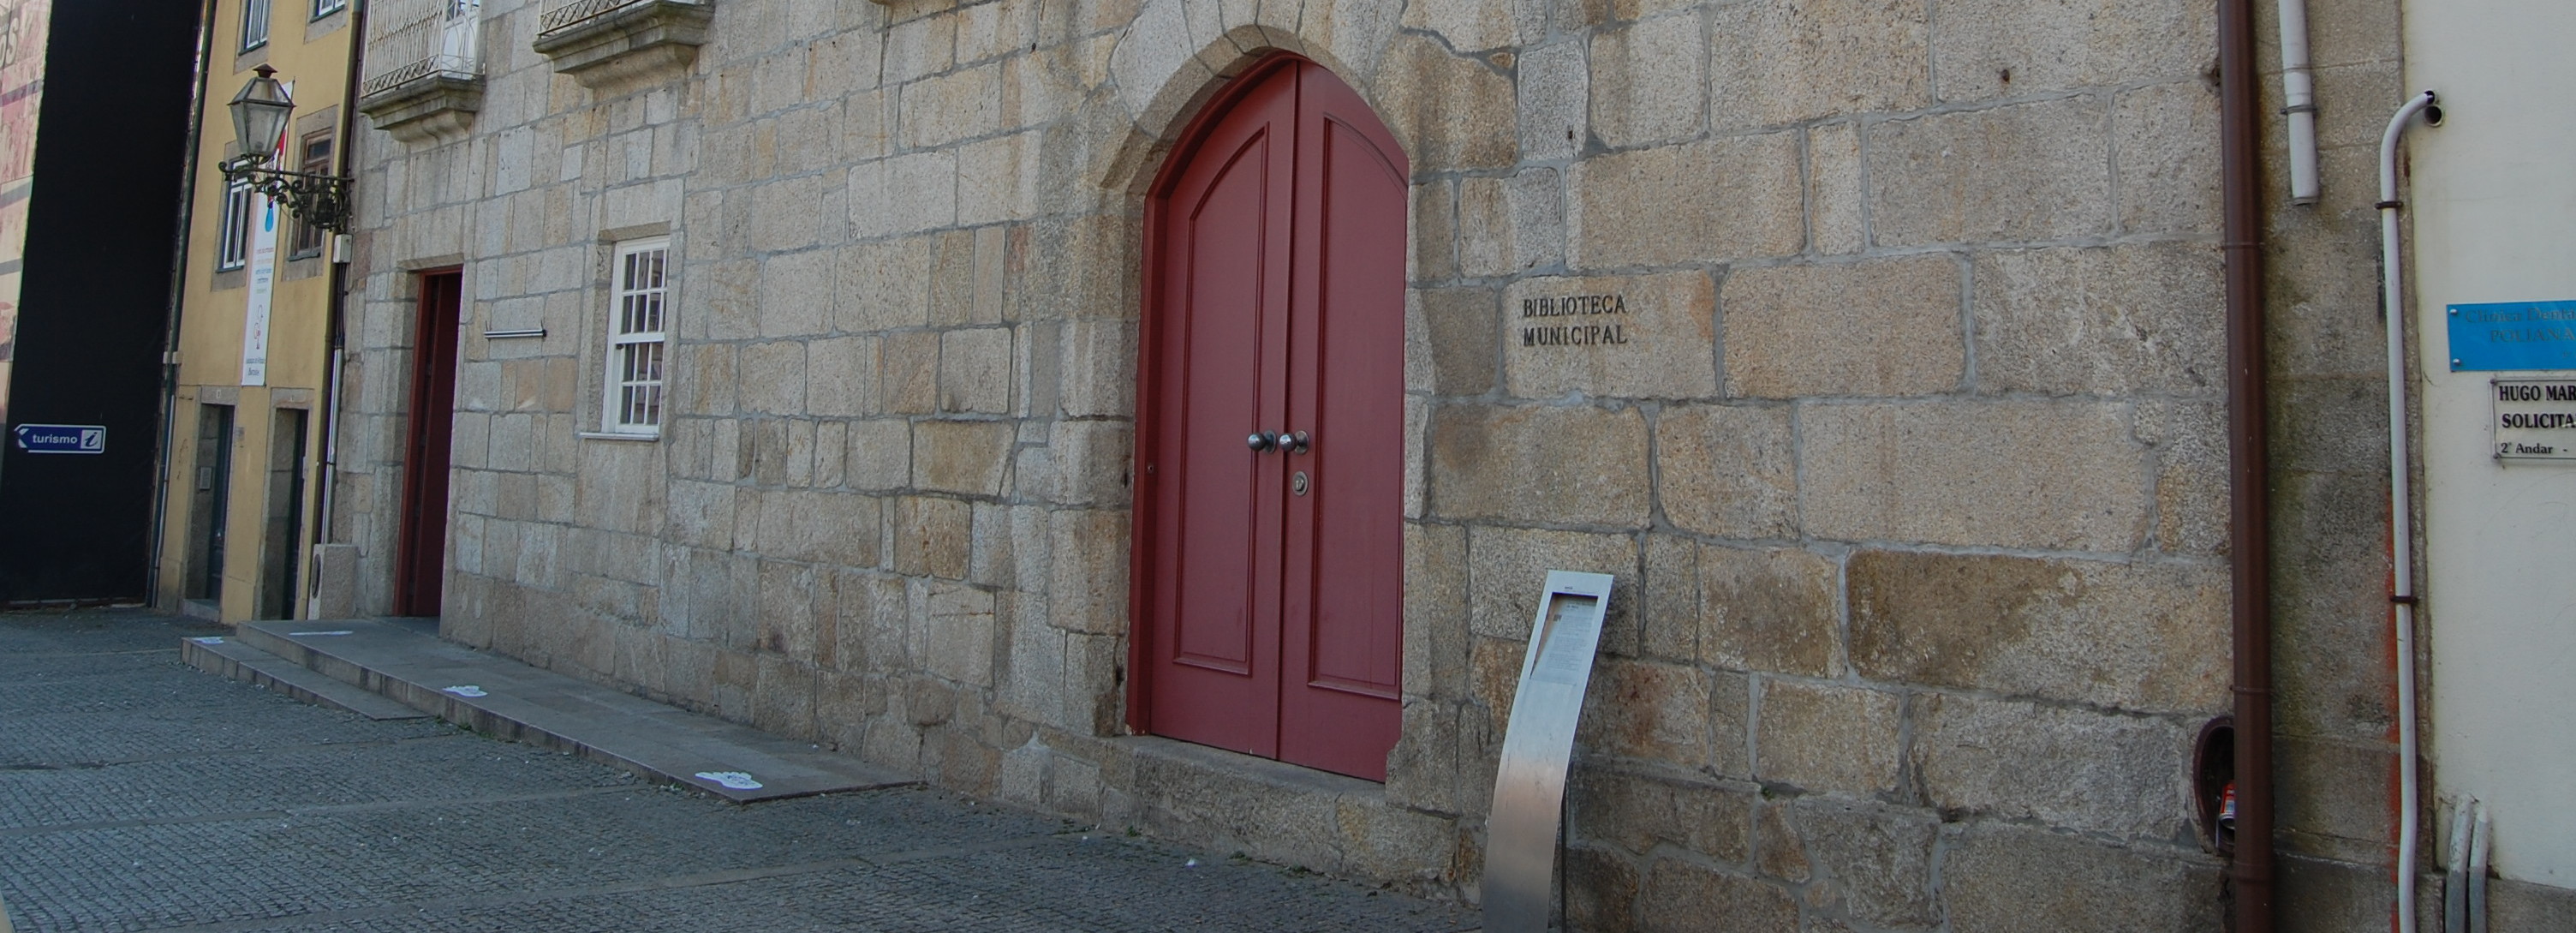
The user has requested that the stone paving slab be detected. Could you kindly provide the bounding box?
[232,618,909,802]
[0,610,220,654]
[0,693,454,769]
[0,608,1478,932]
[181,637,429,721]
[236,842,1470,933]
[0,650,234,716]
[0,734,633,830]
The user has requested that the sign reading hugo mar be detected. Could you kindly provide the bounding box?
[2490,380,2576,461]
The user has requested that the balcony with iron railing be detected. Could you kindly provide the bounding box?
[355,0,484,143]
[531,0,710,90]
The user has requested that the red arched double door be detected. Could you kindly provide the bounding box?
[1134,57,1408,780]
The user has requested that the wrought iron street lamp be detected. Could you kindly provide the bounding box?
[219,65,353,234]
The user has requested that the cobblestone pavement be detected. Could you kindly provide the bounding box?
[0,609,1478,932]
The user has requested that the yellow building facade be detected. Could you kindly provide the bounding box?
[156,0,360,622]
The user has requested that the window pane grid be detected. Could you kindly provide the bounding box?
[291,134,332,256]
[604,241,669,434]
[217,182,254,271]
[242,0,270,49]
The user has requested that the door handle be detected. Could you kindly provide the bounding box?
[1248,431,1278,452]
[1282,430,1310,454]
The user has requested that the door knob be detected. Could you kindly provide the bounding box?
[1248,432,1278,452]
[1282,430,1310,454]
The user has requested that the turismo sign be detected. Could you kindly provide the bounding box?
[13,423,105,454]
[2448,300,2576,371]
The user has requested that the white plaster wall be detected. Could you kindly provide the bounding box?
[2406,0,2576,887]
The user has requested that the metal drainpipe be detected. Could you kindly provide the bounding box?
[2376,88,2440,933]
[146,0,226,604]
[2275,0,2321,205]
[305,0,367,619]
[2217,0,2276,925]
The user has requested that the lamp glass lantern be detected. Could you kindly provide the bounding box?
[229,64,294,162]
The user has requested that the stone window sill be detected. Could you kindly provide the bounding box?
[533,0,712,90]
[578,430,660,442]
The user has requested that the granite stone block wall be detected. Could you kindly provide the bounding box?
[2250,0,2421,925]
[327,0,2440,925]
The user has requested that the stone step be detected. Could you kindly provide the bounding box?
[181,634,433,721]
[223,618,915,804]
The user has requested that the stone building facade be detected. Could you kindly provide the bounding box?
[320,0,2486,927]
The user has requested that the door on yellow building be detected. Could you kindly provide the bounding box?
[259,408,307,619]
[184,404,235,603]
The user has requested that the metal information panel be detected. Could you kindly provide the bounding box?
[2491,378,2576,461]
[12,423,104,454]
[2448,301,2576,371]
[1483,571,1614,933]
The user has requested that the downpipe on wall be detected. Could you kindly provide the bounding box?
[2443,798,2491,933]
[2375,88,2440,933]
[306,0,367,619]
[2221,0,2326,924]
[2276,0,2321,204]
[2216,0,2276,925]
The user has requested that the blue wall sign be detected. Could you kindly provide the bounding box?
[13,424,106,454]
[2448,301,2576,371]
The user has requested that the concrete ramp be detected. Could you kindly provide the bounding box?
[184,618,911,803]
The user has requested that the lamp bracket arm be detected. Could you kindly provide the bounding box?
[219,160,355,235]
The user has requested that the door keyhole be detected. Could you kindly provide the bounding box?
[1291,471,1309,496]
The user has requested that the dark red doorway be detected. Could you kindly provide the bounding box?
[1134,57,1409,780]
[394,269,461,618]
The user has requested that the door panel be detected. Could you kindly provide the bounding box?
[261,407,309,620]
[186,404,235,601]
[1171,133,1277,674]
[1302,115,1406,695]
[1146,71,1296,757]
[397,271,462,618]
[1142,58,1407,780]
[1278,69,1410,780]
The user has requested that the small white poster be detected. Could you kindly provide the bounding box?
[240,194,277,386]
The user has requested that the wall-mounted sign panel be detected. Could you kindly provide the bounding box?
[12,422,102,453]
[1484,571,1614,933]
[2448,301,2576,371]
[2490,379,2576,461]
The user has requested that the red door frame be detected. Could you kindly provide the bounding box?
[1125,54,1410,779]
[394,268,462,618]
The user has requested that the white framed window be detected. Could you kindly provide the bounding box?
[289,131,334,257]
[601,237,670,435]
[241,0,271,51]
[313,0,346,19]
[216,179,256,272]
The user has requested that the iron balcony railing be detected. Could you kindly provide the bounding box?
[536,0,702,38]
[360,0,482,98]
